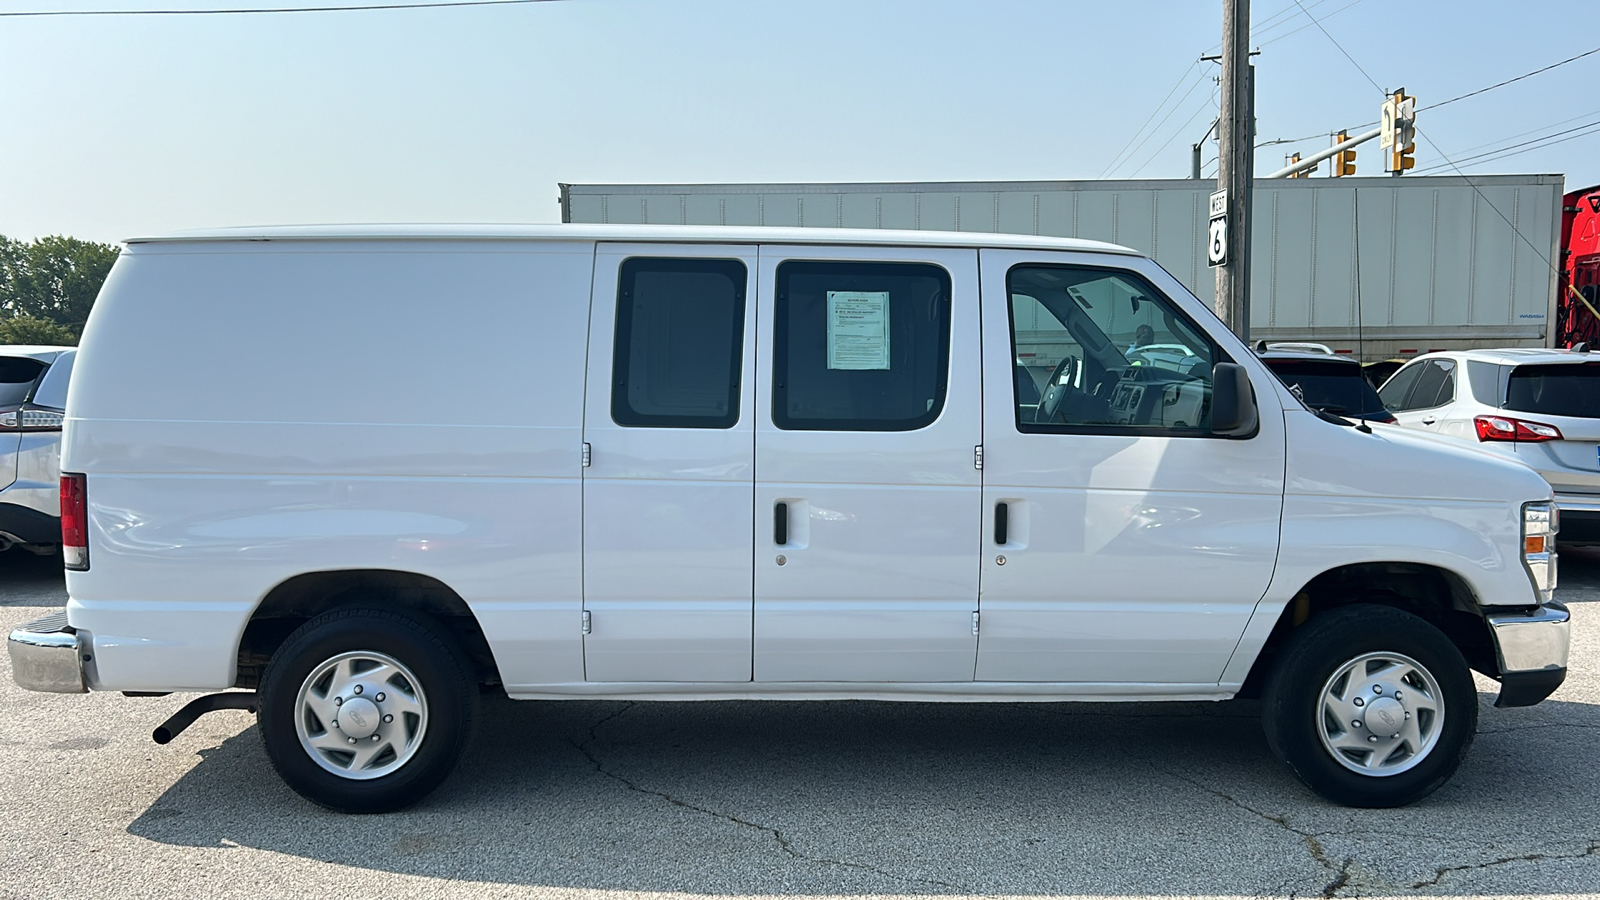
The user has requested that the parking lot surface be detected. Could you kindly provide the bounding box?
[2,549,1598,900]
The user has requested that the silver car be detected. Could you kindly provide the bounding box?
[0,346,74,553]
[1378,346,1600,542]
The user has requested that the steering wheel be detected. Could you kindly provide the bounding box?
[1034,355,1081,423]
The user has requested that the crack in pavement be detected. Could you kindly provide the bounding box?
[568,703,962,892]
[1409,841,1600,890]
[1160,769,1362,898]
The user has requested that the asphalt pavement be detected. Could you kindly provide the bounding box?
[2,548,1599,899]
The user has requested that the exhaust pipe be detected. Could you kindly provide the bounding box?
[152,691,258,744]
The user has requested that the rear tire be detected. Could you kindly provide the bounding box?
[258,608,476,813]
[1261,604,1476,808]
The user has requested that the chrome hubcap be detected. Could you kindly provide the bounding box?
[294,650,428,780]
[1317,650,1443,777]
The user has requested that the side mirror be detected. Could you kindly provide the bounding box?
[1212,362,1258,436]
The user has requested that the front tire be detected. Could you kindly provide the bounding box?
[258,608,476,813]
[1262,604,1477,808]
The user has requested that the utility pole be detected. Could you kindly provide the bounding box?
[1214,0,1252,338]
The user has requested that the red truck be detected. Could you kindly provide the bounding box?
[1560,183,1600,347]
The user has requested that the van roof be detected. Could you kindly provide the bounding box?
[123,223,1142,256]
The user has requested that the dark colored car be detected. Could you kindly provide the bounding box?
[1257,348,1397,423]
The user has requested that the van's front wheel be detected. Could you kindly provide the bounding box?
[258,608,476,813]
[1262,604,1477,808]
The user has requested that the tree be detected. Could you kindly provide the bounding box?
[0,315,77,346]
[0,234,119,337]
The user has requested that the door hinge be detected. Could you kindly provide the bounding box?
[974,444,984,470]
[971,610,981,635]
[581,610,592,635]
[581,442,592,468]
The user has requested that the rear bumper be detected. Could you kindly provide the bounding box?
[7,611,85,693]
[1554,494,1600,543]
[1485,601,1569,708]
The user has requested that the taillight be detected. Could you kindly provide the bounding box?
[61,473,88,571]
[0,405,65,432]
[1474,415,1563,443]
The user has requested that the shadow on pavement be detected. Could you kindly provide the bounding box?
[0,548,65,607]
[127,692,1600,895]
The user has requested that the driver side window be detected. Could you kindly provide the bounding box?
[1008,264,1218,435]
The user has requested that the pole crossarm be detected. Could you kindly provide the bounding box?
[1263,126,1382,178]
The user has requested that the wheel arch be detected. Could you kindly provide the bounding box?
[234,569,501,690]
[1239,561,1496,697]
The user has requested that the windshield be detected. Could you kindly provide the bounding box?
[1265,359,1386,415]
[1506,363,1600,418]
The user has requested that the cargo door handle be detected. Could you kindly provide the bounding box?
[774,502,788,546]
[994,502,1008,545]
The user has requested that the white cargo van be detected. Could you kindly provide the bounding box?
[8,225,1569,812]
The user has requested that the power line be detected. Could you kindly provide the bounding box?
[1130,80,1221,178]
[1290,0,1384,94]
[1412,119,1600,174]
[1424,45,1600,111]
[1105,68,1211,179]
[1099,60,1202,179]
[1442,106,1600,158]
[1259,0,1364,47]
[1256,131,1332,148]
[0,0,564,16]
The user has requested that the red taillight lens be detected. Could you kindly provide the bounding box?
[60,473,88,571]
[1474,415,1563,443]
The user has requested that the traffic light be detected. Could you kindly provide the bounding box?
[1332,130,1356,177]
[1287,153,1307,178]
[1391,142,1415,173]
[1384,90,1416,175]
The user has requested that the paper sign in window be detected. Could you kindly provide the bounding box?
[826,291,890,370]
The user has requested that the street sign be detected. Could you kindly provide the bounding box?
[1207,218,1228,267]
[1381,96,1396,149]
[1207,189,1228,267]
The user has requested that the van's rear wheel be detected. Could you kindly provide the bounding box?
[258,608,475,813]
[1261,604,1476,808]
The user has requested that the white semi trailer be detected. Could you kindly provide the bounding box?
[561,176,1564,361]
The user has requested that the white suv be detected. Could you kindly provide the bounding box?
[1379,347,1600,542]
[0,346,74,552]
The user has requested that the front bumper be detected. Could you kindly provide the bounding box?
[1485,601,1569,708]
[7,611,86,693]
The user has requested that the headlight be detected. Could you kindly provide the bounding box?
[1523,501,1558,602]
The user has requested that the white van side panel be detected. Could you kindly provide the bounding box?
[64,240,596,691]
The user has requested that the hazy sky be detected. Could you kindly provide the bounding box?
[3,0,1598,243]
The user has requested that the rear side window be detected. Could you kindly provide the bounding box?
[0,358,46,408]
[1467,360,1501,405]
[1403,360,1454,410]
[1505,364,1600,418]
[611,258,747,428]
[1378,363,1423,411]
[772,260,951,431]
[1264,360,1385,415]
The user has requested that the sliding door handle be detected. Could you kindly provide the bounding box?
[994,502,1009,545]
[774,502,789,546]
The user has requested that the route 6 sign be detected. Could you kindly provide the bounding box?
[1207,218,1228,267]
[1206,189,1228,267]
